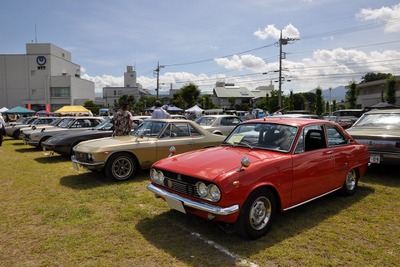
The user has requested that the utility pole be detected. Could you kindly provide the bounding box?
[278,30,298,107]
[154,62,164,99]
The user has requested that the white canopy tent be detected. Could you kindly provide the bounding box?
[0,107,8,113]
[185,105,203,115]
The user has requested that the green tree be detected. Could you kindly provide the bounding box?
[173,83,201,109]
[289,91,294,111]
[361,72,392,83]
[293,93,307,110]
[386,76,397,104]
[117,95,135,111]
[201,95,214,110]
[83,100,101,115]
[332,100,337,112]
[315,87,323,116]
[346,81,357,109]
[302,92,317,113]
[228,97,236,109]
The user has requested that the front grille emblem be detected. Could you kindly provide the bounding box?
[177,174,182,181]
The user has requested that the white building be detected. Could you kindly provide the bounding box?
[103,65,150,110]
[211,81,274,109]
[0,43,95,112]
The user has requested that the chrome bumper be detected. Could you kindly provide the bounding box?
[71,155,105,167]
[147,183,239,216]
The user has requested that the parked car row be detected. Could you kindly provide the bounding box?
[9,109,399,239]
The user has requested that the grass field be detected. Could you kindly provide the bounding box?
[0,137,399,266]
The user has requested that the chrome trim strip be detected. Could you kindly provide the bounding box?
[283,187,341,211]
[147,183,239,216]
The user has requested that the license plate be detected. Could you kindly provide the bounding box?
[370,154,381,164]
[165,197,186,214]
[72,162,80,171]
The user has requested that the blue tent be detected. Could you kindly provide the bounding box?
[36,110,54,116]
[5,106,36,115]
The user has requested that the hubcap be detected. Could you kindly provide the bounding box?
[249,197,271,230]
[346,169,356,190]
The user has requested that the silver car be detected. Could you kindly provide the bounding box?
[346,108,400,165]
[25,116,104,148]
[195,115,242,136]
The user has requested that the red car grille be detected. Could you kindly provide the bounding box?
[161,171,200,198]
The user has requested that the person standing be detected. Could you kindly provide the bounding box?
[272,106,282,115]
[244,107,256,120]
[151,100,169,119]
[113,103,134,136]
[0,113,6,146]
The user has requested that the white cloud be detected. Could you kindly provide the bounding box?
[214,54,268,72]
[83,47,400,96]
[254,24,300,40]
[357,3,400,33]
[81,73,123,94]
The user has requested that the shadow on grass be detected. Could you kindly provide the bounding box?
[59,169,149,190]
[136,185,374,264]
[15,146,40,153]
[34,154,68,164]
[363,164,400,187]
[12,141,26,146]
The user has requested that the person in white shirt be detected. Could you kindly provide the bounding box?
[151,101,169,119]
[272,106,282,115]
[244,108,256,120]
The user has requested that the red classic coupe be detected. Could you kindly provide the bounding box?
[147,118,370,239]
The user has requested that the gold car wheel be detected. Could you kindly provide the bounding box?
[105,153,136,181]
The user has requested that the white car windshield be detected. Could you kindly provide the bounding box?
[195,116,216,126]
[223,123,298,152]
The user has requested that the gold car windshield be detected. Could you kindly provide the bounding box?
[132,121,167,137]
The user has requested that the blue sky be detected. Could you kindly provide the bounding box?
[1,0,400,96]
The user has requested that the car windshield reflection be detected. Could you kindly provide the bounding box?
[353,113,400,127]
[223,123,298,152]
[131,120,167,137]
[94,118,113,130]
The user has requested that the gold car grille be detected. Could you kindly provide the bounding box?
[74,152,92,163]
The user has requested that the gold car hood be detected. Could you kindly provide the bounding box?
[73,135,156,152]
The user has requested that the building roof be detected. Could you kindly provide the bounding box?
[213,86,254,99]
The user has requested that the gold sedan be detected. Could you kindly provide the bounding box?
[71,119,226,181]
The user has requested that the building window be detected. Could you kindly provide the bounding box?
[31,70,36,76]
[50,87,70,97]
[32,89,36,95]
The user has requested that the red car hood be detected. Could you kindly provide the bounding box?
[153,146,286,181]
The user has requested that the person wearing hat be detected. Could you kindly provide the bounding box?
[112,103,134,136]
[151,100,170,119]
